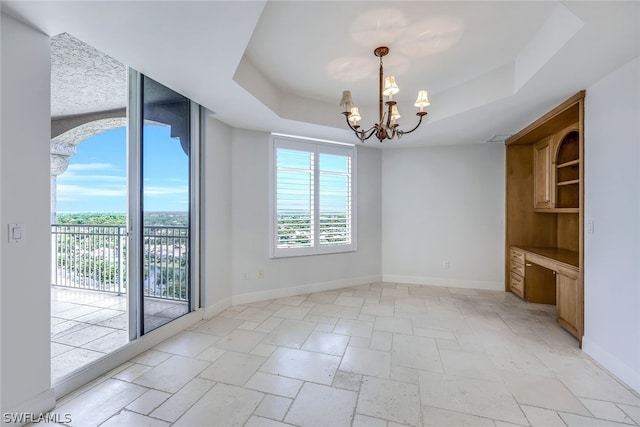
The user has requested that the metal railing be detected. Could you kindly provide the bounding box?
[52,224,188,302]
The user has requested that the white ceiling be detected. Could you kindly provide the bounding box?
[3,1,639,147]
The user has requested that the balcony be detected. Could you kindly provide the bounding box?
[50,223,189,381]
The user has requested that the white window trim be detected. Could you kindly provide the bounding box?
[269,134,357,258]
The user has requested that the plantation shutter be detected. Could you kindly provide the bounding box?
[318,150,352,248]
[275,147,314,250]
[271,136,356,257]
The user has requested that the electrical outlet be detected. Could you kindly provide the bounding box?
[258,270,264,279]
[242,272,249,280]
[443,260,450,269]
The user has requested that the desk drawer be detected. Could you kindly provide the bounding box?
[510,272,524,298]
[511,262,525,277]
[511,248,525,265]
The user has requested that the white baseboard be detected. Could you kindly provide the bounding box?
[2,387,56,426]
[231,275,382,306]
[202,296,232,319]
[582,336,640,394]
[382,274,503,291]
[52,309,203,400]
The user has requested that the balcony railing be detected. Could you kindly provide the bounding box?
[52,224,189,302]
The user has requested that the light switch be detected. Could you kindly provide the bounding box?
[8,223,24,243]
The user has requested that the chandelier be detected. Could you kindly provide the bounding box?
[340,46,430,143]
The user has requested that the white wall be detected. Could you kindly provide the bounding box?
[201,115,233,313]
[381,144,505,290]
[229,129,382,302]
[584,55,640,393]
[1,13,55,416]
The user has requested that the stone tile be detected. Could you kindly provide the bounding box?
[392,334,442,373]
[245,371,302,398]
[199,351,265,386]
[53,324,116,346]
[53,379,147,426]
[125,389,171,415]
[113,363,152,382]
[358,376,422,426]
[579,398,637,424]
[370,330,393,351]
[133,355,210,393]
[235,307,275,322]
[340,346,390,378]
[440,349,501,381]
[101,410,170,427]
[150,378,215,422]
[353,414,387,427]
[333,319,373,338]
[83,330,128,353]
[394,297,427,314]
[271,305,312,320]
[260,347,340,385]
[302,331,349,356]
[334,295,365,308]
[332,370,362,391]
[193,317,244,336]
[502,371,589,415]
[174,383,263,427]
[361,303,394,317]
[244,416,291,427]
[214,329,266,353]
[521,405,566,427]
[253,395,292,420]
[261,319,316,349]
[618,404,640,425]
[194,346,226,362]
[374,316,413,335]
[153,331,218,357]
[251,343,277,357]
[418,370,528,425]
[421,405,495,426]
[51,348,105,380]
[285,383,357,427]
[559,412,633,426]
[308,303,360,320]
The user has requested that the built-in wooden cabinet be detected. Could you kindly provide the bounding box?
[505,91,584,345]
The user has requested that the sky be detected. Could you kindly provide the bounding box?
[56,125,189,213]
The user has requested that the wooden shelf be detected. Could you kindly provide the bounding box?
[557,159,580,168]
[557,179,580,187]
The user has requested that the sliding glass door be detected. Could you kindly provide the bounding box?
[129,72,198,337]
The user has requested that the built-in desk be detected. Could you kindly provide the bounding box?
[517,246,579,272]
[510,246,581,341]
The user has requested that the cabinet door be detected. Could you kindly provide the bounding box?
[556,266,579,338]
[533,137,554,209]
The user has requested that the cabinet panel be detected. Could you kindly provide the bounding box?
[556,266,579,338]
[533,137,553,209]
[510,272,524,298]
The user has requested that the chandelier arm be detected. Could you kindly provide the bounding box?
[397,112,428,136]
[342,113,379,142]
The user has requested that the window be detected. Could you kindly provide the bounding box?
[269,135,356,257]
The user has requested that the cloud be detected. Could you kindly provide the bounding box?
[56,184,126,201]
[66,162,118,172]
[143,186,188,197]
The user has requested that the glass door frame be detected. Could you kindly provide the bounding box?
[127,69,200,341]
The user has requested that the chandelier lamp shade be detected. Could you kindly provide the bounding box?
[340,46,430,143]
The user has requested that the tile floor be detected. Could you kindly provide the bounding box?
[41,282,640,426]
[51,287,187,381]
